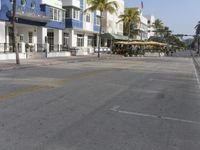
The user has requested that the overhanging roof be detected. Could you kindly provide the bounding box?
[101,33,129,41]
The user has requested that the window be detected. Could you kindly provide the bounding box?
[65,8,70,19]
[77,34,84,47]
[28,32,33,43]
[31,1,36,9]
[86,13,90,22]
[54,9,58,21]
[58,10,63,22]
[49,7,53,20]
[49,7,65,22]
[73,9,79,20]
[62,11,65,22]
[88,36,94,47]
[96,16,100,25]
[63,33,69,47]
[119,23,123,31]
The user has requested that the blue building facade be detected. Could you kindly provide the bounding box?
[0,0,66,53]
[0,0,65,29]
[62,0,100,54]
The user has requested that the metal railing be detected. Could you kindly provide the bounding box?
[0,43,14,53]
[37,44,46,52]
[16,5,47,18]
[49,44,70,52]
[0,43,23,53]
[60,45,70,52]
[49,45,59,52]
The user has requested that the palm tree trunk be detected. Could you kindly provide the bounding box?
[128,22,131,40]
[97,11,102,58]
[198,37,200,55]
[12,0,20,65]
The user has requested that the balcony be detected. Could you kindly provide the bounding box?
[66,19,83,29]
[63,0,80,9]
[8,5,50,23]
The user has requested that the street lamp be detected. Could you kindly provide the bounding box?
[12,0,20,64]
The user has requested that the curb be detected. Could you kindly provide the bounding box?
[0,56,114,71]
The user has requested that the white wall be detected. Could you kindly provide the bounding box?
[0,53,26,60]
[54,29,62,45]
[65,29,77,47]
[0,21,6,44]
[42,0,62,8]
[17,26,37,45]
[62,0,80,8]
[146,15,156,38]
[37,27,47,45]
[103,0,124,35]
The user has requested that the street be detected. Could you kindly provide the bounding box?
[0,54,200,150]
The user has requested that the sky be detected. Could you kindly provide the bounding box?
[124,0,200,35]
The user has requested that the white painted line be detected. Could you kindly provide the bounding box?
[110,106,200,125]
[192,59,200,89]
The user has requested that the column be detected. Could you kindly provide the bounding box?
[37,27,47,50]
[54,29,62,52]
[69,29,76,47]
[0,21,6,52]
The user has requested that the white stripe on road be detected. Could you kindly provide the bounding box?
[110,106,200,125]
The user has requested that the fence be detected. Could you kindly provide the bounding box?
[0,43,23,53]
[49,45,70,52]
[37,44,46,52]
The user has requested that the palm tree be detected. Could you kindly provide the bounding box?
[195,21,200,35]
[12,0,20,64]
[118,8,140,39]
[152,19,164,37]
[195,21,200,54]
[85,0,118,58]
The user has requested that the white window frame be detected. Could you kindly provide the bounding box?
[96,16,100,25]
[86,13,91,23]
[73,8,80,20]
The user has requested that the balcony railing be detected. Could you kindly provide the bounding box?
[8,6,50,22]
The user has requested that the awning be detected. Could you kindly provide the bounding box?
[114,41,167,47]
[101,33,129,41]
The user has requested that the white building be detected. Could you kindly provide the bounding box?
[62,0,101,55]
[63,0,125,54]
[0,0,67,60]
[100,0,124,47]
[145,15,156,39]
[137,12,148,40]
[127,8,156,41]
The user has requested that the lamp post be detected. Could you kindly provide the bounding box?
[12,0,20,64]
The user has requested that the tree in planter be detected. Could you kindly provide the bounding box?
[85,0,118,58]
[25,43,30,52]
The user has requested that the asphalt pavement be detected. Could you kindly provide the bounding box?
[0,52,200,150]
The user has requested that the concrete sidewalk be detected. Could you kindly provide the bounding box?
[0,54,122,71]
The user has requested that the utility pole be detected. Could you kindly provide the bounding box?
[12,0,20,65]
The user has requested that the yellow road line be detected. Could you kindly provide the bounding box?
[0,69,112,101]
[0,85,52,101]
